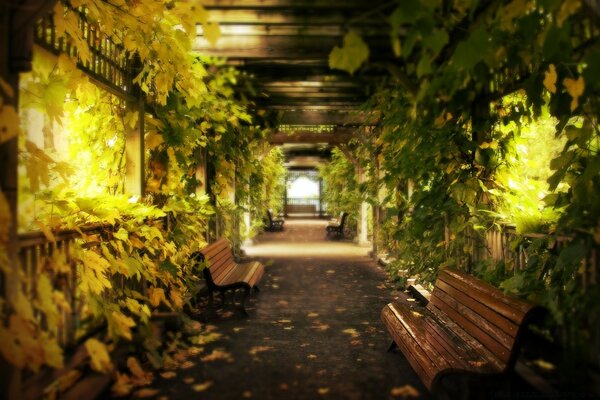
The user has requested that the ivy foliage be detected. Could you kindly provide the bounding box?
[327,0,600,363]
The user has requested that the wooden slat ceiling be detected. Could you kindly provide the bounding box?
[194,0,395,152]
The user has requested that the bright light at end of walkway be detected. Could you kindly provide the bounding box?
[288,177,319,198]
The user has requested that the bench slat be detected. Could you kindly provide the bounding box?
[433,284,514,353]
[435,279,518,337]
[442,269,532,320]
[202,239,230,259]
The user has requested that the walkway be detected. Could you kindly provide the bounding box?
[140,219,428,399]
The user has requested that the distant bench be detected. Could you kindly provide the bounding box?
[381,268,539,392]
[195,238,264,315]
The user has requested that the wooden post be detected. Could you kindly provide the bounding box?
[125,98,144,197]
[357,167,370,246]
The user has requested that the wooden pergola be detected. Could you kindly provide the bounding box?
[195,0,394,157]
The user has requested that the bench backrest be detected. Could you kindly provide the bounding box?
[339,212,348,228]
[267,209,274,224]
[428,268,537,368]
[200,238,235,286]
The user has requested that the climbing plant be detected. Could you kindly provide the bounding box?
[329,0,600,363]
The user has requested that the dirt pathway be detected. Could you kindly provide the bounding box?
[136,219,429,400]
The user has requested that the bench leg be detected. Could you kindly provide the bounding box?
[253,285,260,293]
[239,287,250,317]
[387,341,398,352]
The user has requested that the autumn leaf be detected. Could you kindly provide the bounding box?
[201,349,233,362]
[342,328,360,338]
[127,356,154,385]
[563,76,585,111]
[543,64,557,93]
[148,287,170,308]
[133,388,159,398]
[391,385,420,398]
[557,0,581,27]
[85,338,113,374]
[329,31,369,75]
[111,372,134,397]
[203,22,221,47]
[109,311,136,341]
[192,381,213,392]
[249,346,273,355]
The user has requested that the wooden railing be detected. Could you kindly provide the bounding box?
[17,223,113,349]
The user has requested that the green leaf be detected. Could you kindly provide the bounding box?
[423,29,449,56]
[452,27,489,70]
[329,31,369,75]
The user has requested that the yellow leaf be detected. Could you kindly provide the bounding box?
[148,287,168,308]
[192,381,213,392]
[248,346,273,355]
[110,311,136,341]
[85,338,113,374]
[342,328,360,338]
[202,22,221,47]
[111,372,133,397]
[543,64,557,93]
[127,356,153,385]
[318,388,330,395]
[35,220,56,242]
[170,287,184,309]
[41,333,64,368]
[557,0,581,27]
[16,291,35,322]
[563,76,585,112]
[145,131,164,150]
[390,384,420,397]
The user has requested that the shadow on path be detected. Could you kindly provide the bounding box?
[135,219,429,400]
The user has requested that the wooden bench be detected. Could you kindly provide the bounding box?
[326,211,348,238]
[195,238,264,315]
[381,268,539,392]
[265,209,284,231]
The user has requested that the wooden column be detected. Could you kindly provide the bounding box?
[1,2,58,398]
[357,167,370,246]
[125,99,144,197]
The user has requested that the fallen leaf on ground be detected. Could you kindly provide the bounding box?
[335,308,346,313]
[342,328,360,338]
[159,371,176,379]
[390,385,419,398]
[277,300,289,306]
[318,388,330,395]
[313,323,330,331]
[307,312,319,318]
[307,354,318,359]
[279,383,289,390]
[133,388,160,398]
[242,390,252,398]
[233,327,244,333]
[326,270,335,274]
[128,357,154,386]
[283,326,294,330]
[201,349,233,362]
[179,361,195,369]
[351,339,362,346]
[183,377,194,384]
[277,319,292,323]
[111,373,133,397]
[192,381,213,392]
[249,346,273,355]
[532,359,556,371]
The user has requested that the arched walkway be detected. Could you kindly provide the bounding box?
[143,220,429,399]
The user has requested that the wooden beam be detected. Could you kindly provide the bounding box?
[270,130,355,144]
[202,0,386,9]
[202,9,384,25]
[193,35,393,59]
[276,110,374,125]
[198,24,388,36]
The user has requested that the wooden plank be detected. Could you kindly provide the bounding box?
[269,130,354,144]
[199,9,385,25]
[193,35,392,59]
[435,279,518,338]
[202,0,388,9]
[201,239,230,258]
[433,287,514,352]
[430,293,511,364]
[440,269,533,323]
[381,304,436,389]
[277,110,373,125]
